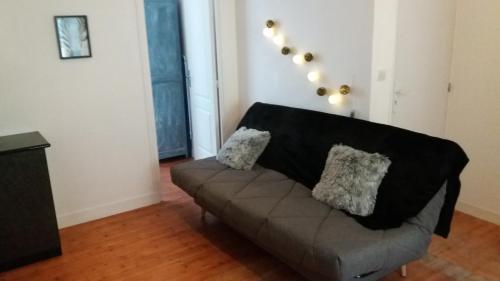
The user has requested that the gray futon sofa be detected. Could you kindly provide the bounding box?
[171,103,468,281]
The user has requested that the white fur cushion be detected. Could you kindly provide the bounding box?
[216,127,271,170]
[312,145,391,216]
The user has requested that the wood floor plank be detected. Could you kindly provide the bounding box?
[1,161,499,281]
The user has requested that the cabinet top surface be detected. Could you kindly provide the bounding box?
[0,132,50,155]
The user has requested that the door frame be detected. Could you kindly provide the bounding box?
[144,0,191,160]
[205,0,223,151]
[179,0,221,159]
[369,0,399,125]
[212,0,240,142]
[134,0,239,164]
[133,0,161,189]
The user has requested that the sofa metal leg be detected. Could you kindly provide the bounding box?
[400,265,407,277]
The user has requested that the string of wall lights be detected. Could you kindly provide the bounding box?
[262,20,351,105]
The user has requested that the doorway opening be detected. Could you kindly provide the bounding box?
[143,0,221,163]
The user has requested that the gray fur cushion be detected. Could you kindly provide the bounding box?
[216,127,271,170]
[312,145,391,216]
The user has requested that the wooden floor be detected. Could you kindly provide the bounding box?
[1,161,499,281]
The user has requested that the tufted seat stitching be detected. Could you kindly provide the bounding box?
[192,168,231,197]
[203,178,291,186]
[306,209,334,267]
[218,169,268,218]
[255,181,297,238]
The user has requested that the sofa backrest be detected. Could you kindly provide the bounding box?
[238,102,468,237]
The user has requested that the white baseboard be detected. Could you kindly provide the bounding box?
[57,192,161,229]
[456,201,500,225]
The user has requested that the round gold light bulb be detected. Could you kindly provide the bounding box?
[339,85,351,95]
[304,53,314,62]
[266,20,275,28]
[281,47,291,55]
[317,87,327,96]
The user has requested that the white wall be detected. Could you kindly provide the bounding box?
[447,0,500,224]
[0,0,160,228]
[369,0,398,124]
[214,0,241,141]
[236,0,374,119]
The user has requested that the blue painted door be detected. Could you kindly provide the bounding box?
[145,0,189,159]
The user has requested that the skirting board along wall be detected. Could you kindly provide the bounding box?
[57,193,160,228]
[456,202,500,226]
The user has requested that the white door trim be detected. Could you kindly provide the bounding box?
[208,0,222,150]
[212,0,240,142]
[181,0,221,159]
[369,0,399,125]
[133,0,161,188]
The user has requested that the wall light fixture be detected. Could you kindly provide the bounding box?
[339,84,351,95]
[317,87,328,96]
[304,52,314,62]
[328,92,342,105]
[273,34,286,47]
[262,19,353,105]
[293,52,314,65]
[327,85,351,105]
[281,47,291,55]
[262,20,276,38]
[292,54,305,65]
[307,71,320,82]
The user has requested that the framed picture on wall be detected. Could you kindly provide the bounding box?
[54,15,92,59]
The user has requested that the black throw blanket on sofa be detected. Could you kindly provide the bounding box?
[238,103,469,238]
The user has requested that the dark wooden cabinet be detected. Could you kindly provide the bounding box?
[0,132,61,272]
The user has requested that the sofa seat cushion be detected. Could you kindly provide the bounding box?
[171,158,444,280]
[197,167,293,234]
[170,157,229,197]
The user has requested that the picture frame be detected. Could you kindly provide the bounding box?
[54,15,92,59]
